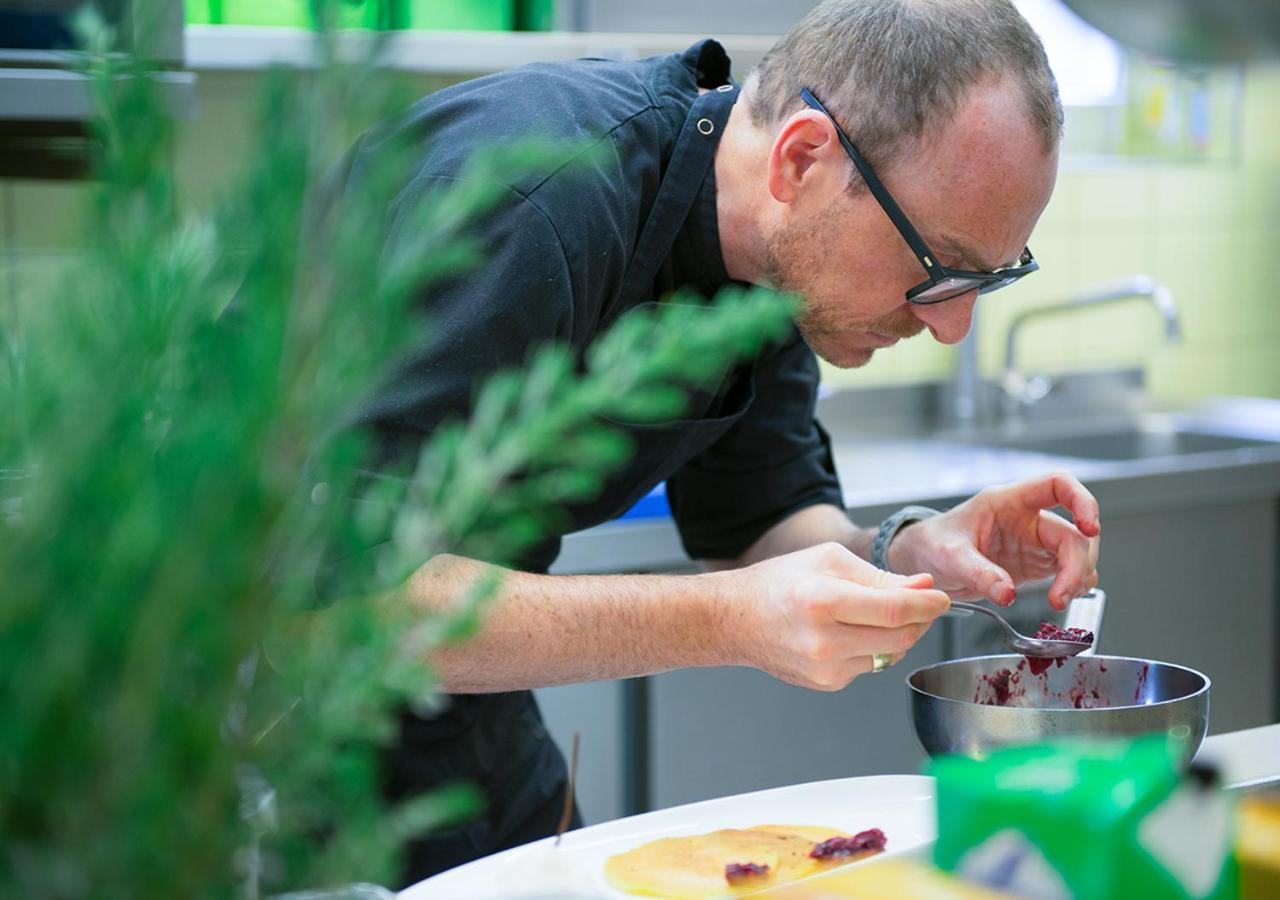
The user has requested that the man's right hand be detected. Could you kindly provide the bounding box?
[710,542,951,691]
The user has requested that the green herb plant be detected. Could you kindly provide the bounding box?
[0,6,794,898]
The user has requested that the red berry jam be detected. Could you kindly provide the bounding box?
[1025,655,1058,676]
[976,667,1018,705]
[809,828,888,860]
[1025,622,1094,675]
[725,862,770,884]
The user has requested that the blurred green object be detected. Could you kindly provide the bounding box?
[185,0,386,28]
[184,0,530,32]
[0,4,793,898]
[185,0,213,24]
[401,0,514,31]
[931,738,1237,899]
[514,0,554,32]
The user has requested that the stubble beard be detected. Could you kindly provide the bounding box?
[763,216,925,369]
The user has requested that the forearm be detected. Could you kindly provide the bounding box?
[406,554,733,693]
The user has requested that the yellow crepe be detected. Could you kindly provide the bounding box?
[758,858,1011,899]
[604,824,861,898]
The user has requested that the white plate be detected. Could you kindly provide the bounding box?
[399,774,937,899]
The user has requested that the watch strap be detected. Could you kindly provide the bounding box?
[870,505,940,572]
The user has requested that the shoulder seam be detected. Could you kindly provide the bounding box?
[502,186,577,344]
[392,174,578,343]
[515,102,663,199]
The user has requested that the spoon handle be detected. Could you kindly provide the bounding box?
[945,602,1016,639]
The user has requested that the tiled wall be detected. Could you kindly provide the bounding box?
[826,63,1280,403]
[4,63,1279,402]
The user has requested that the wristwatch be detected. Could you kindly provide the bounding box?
[870,505,940,573]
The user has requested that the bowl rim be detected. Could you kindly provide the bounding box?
[905,653,1211,712]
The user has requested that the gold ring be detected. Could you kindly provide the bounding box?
[871,653,896,673]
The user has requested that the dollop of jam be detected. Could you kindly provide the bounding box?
[725,862,770,884]
[1026,622,1095,675]
[809,828,888,860]
[976,667,1018,705]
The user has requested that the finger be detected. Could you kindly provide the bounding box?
[822,579,951,627]
[847,655,876,681]
[1050,558,1100,610]
[950,543,1016,606]
[807,655,876,692]
[1036,510,1100,610]
[1009,472,1101,538]
[817,543,936,589]
[1037,511,1097,608]
[834,619,926,660]
[804,619,940,690]
[863,568,936,590]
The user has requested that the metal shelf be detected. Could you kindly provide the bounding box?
[0,67,197,121]
[183,25,777,74]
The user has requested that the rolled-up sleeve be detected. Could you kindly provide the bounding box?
[666,328,844,560]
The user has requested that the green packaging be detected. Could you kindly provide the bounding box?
[930,738,1237,899]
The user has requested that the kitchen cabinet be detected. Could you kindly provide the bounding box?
[534,679,627,825]
[536,625,944,824]
[646,626,944,811]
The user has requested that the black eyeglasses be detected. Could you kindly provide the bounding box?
[800,87,1039,305]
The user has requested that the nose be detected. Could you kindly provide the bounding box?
[911,289,978,344]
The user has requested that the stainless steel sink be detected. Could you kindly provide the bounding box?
[982,426,1278,461]
[816,373,1280,466]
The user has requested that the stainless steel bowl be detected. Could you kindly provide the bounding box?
[908,655,1210,763]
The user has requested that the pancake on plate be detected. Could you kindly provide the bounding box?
[604,823,885,898]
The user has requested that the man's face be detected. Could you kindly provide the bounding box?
[763,78,1058,369]
[762,200,932,368]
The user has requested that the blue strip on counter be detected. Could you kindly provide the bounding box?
[616,482,671,521]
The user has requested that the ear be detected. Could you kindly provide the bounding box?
[766,110,844,204]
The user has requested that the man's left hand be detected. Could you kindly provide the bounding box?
[886,472,1101,611]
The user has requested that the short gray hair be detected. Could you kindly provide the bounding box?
[748,0,1062,184]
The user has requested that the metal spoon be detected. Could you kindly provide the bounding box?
[947,598,1094,658]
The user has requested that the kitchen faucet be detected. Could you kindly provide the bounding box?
[1000,275,1181,416]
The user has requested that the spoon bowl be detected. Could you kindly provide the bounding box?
[948,598,1094,659]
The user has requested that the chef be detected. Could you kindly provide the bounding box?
[347,0,1102,883]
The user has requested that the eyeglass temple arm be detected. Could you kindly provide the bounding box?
[799,88,939,270]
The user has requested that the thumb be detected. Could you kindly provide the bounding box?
[829,547,936,589]
[953,545,1016,605]
[869,569,935,590]
[896,571,936,589]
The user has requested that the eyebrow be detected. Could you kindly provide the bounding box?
[938,236,1011,274]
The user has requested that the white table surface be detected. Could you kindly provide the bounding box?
[1197,723,1280,790]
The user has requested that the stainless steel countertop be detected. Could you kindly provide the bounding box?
[552,384,1280,575]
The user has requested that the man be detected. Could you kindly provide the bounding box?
[353,0,1101,883]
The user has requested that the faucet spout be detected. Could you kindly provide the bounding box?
[1151,281,1181,341]
[1000,275,1181,416]
[1004,275,1182,374]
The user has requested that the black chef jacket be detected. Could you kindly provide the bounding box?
[345,39,845,885]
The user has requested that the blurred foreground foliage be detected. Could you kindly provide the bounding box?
[0,6,794,898]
